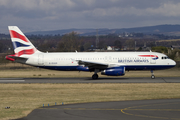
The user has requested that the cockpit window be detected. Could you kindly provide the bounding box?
[161,56,169,59]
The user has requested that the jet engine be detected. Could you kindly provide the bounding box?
[101,67,125,76]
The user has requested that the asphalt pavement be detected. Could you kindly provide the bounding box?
[17,99,180,120]
[0,77,180,83]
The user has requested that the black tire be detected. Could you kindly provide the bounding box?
[92,74,98,79]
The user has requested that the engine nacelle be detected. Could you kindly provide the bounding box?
[77,66,89,71]
[101,67,125,76]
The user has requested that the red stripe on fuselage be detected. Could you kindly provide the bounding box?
[9,30,29,42]
[138,55,158,57]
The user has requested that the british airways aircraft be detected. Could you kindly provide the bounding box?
[6,26,176,79]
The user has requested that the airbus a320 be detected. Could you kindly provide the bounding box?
[6,26,176,79]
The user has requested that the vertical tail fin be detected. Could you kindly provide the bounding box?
[8,26,40,57]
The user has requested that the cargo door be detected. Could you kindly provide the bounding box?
[38,54,44,65]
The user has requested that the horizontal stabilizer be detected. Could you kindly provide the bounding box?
[6,54,28,64]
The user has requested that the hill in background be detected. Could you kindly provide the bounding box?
[26,24,180,36]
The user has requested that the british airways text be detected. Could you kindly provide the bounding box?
[118,59,149,63]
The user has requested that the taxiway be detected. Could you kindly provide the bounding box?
[17,99,180,120]
[0,77,180,83]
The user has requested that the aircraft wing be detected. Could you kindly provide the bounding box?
[77,60,108,70]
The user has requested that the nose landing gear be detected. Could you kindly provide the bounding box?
[151,70,155,79]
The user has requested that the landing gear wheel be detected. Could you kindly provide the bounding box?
[151,75,155,79]
[92,74,98,79]
[151,70,155,79]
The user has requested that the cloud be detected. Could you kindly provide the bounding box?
[80,1,180,17]
[1,0,180,33]
[146,2,180,17]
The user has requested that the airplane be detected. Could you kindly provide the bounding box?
[6,26,176,79]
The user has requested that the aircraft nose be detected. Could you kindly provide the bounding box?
[171,60,176,66]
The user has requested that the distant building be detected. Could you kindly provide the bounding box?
[107,46,113,50]
[171,45,180,50]
[107,46,120,51]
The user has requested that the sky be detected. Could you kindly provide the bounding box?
[1,0,180,33]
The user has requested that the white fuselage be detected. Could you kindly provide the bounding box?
[25,51,176,71]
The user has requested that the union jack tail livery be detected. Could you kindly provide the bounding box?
[8,26,39,56]
[6,26,41,62]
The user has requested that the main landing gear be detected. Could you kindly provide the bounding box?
[92,69,99,79]
[151,70,155,79]
[92,74,98,79]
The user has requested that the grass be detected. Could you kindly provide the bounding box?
[0,83,180,120]
[0,63,180,78]
[158,39,180,42]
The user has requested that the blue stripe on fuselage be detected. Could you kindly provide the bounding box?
[37,65,175,71]
[125,65,175,70]
[37,66,78,71]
